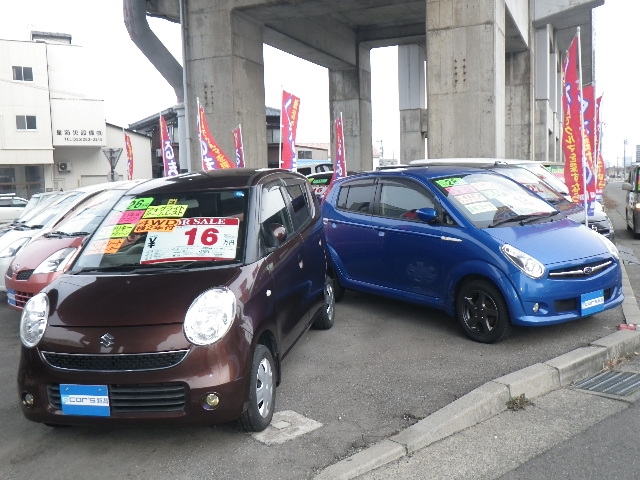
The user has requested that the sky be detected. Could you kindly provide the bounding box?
[1,0,637,166]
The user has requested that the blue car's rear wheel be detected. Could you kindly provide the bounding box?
[456,279,511,343]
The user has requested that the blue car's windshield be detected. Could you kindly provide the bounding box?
[431,172,557,229]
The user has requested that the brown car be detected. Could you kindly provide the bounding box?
[17,168,335,431]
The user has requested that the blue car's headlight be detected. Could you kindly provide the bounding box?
[599,234,619,260]
[500,244,545,279]
[184,288,236,346]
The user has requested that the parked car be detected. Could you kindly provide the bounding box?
[410,160,615,241]
[0,181,139,292]
[322,165,623,343]
[306,170,358,202]
[0,193,28,223]
[622,163,640,235]
[17,168,334,431]
[6,184,145,310]
[296,161,333,176]
[542,161,566,180]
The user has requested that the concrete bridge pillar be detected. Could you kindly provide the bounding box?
[398,44,427,162]
[329,44,373,172]
[426,0,506,159]
[505,49,533,161]
[183,0,267,170]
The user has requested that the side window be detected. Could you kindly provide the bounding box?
[336,182,374,213]
[12,66,33,81]
[260,182,294,242]
[0,199,10,207]
[284,182,312,232]
[378,182,434,220]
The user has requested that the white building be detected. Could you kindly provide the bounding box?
[0,31,151,198]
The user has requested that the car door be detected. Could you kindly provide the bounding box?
[259,179,308,355]
[323,179,380,286]
[366,178,446,301]
[282,177,324,340]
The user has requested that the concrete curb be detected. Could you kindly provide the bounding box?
[314,261,640,480]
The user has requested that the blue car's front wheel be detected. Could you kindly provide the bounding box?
[456,279,511,343]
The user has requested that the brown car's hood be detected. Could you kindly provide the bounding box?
[47,266,243,328]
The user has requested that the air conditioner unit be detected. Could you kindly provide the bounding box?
[58,162,72,172]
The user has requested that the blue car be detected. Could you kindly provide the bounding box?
[322,166,623,343]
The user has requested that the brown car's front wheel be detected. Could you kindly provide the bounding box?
[239,344,275,432]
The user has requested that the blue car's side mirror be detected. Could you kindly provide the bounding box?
[416,208,438,223]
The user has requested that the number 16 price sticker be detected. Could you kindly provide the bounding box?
[140,217,240,264]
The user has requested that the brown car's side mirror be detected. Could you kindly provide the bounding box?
[622,182,632,191]
[265,223,287,248]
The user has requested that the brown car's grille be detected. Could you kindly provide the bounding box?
[16,269,34,280]
[548,260,613,279]
[41,350,189,372]
[47,383,187,413]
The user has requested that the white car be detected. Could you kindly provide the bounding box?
[0,181,143,292]
[0,194,28,224]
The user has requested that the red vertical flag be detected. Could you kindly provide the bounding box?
[197,98,234,171]
[232,125,245,168]
[124,130,134,181]
[595,95,605,199]
[280,91,300,171]
[160,115,179,177]
[581,84,598,208]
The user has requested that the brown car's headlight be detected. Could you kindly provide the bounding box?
[184,288,236,346]
[20,292,49,348]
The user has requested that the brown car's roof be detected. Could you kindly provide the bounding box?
[125,168,301,196]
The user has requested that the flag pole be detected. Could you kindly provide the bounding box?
[278,87,283,169]
[576,27,589,228]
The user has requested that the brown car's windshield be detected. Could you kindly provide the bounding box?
[73,189,248,271]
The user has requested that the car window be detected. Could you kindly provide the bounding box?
[284,182,312,231]
[54,189,128,235]
[73,189,248,269]
[0,198,11,207]
[260,182,294,237]
[336,181,375,214]
[431,172,556,228]
[378,182,434,219]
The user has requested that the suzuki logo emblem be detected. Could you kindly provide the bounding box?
[583,266,593,275]
[99,333,115,348]
[590,225,598,231]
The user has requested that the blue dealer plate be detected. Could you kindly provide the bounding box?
[60,384,110,416]
[7,288,16,307]
[580,290,605,316]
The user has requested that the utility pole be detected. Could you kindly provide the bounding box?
[624,138,628,178]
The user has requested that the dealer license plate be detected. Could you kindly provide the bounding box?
[60,384,110,417]
[580,290,604,316]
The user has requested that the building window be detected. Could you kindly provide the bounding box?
[12,66,33,81]
[16,115,37,130]
[298,150,312,159]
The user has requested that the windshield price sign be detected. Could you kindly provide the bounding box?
[140,217,240,264]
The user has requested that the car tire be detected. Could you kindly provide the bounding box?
[455,279,511,344]
[332,273,345,302]
[312,275,335,330]
[239,344,275,432]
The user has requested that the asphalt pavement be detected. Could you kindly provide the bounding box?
[314,182,640,479]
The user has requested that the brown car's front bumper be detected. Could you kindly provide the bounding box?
[17,325,252,426]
